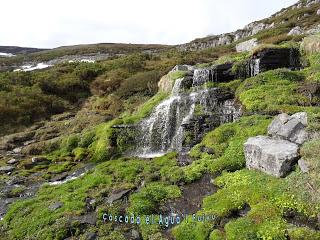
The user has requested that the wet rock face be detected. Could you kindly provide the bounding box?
[250,48,301,76]
[211,63,235,82]
[133,69,241,158]
[244,136,300,178]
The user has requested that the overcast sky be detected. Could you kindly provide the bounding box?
[0,0,297,48]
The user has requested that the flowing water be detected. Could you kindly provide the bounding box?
[134,68,241,158]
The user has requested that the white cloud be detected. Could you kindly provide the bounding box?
[0,0,297,48]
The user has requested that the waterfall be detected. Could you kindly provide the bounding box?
[192,69,211,87]
[133,68,241,158]
[250,58,260,76]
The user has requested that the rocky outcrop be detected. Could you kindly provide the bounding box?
[244,136,300,178]
[171,65,194,72]
[177,21,274,51]
[250,48,301,76]
[298,159,310,173]
[132,65,242,158]
[268,112,309,145]
[0,166,15,174]
[288,26,303,36]
[158,74,173,93]
[244,112,309,178]
[236,38,258,53]
[177,0,320,52]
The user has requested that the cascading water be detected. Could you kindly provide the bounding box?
[134,68,241,158]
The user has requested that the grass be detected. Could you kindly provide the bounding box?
[2,153,183,240]
[236,68,320,114]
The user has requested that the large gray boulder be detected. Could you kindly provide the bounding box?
[267,112,308,145]
[244,136,299,178]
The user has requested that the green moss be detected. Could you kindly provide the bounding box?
[224,218,258,240]
[47,162,72,174]
[128,182,181,215]
[72,147,88,161]
[288,227,320,240]
[60,134,80,154]
[168,70,187,81]
[176,169,317,240]
[209,229,225,240]
[172,219,212,240]
[3,166,111,239]
[214,52,251,65]
[236,68,320,114]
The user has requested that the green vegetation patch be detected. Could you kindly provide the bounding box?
[236,68,320,114]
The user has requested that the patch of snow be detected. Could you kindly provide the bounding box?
[0,52,15,57]
[14,63,52,72]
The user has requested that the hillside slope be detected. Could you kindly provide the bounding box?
[1,0,320,240]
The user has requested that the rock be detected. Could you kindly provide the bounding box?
[7,158,19,165]
[171,65,194,72]
[12,147,22,154]
[244,136,300,178]
[50,172,69,182]
[317,9,320,15]
[218,35,233,45]
[288,26,303,36]
[31,156,49,164]
[0,166,15,174]
[73,212,97,225]
[158,74,173,93]
[107,189,131,205]
[292,112,308,126]
[211,63,235,82]
[250,48,301,76]
[23,140,36,146]
[236,38,258,52]
[200,146,215,155]
[0,131,35,151]
[251,23,268,35]
[298,159,310,173]
[21,137,61,155]
[48,202,63,211]
[267,112,309,145]
[131,229,141,240]
[84,232,97,240]
[177,153,193,167]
